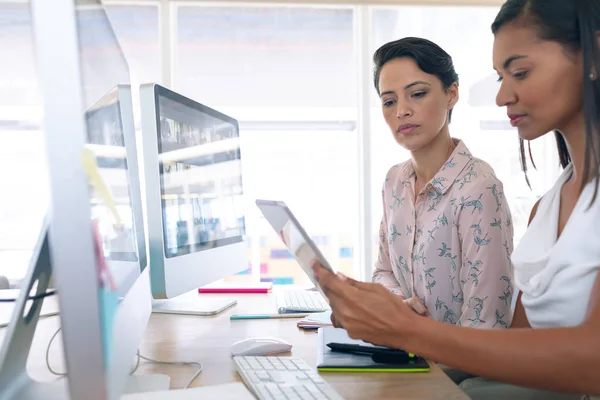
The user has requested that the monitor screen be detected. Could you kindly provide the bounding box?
[85,92,138,266]
[156,89,245,258]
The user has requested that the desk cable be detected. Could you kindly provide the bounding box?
[45,324,203,389]
[131,350,203,389]
[0,291,204,389]
[0,290,57,303]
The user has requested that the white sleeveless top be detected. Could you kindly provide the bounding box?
[512,164,600,328]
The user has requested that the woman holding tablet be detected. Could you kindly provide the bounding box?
[370,37,514,331]
[313,1,600,399]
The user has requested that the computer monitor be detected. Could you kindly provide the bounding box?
[84,85,147,295]
[83,85,171,396]
[0,84,169,399]
[1,0,169,398]
[139,84,247,314]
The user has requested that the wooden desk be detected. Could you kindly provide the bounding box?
[0,292,469,400]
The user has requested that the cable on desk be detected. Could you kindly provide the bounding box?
[46,326,66,377]
[134,350,203,389]
[0,290,57,303]
[46,325,147,378]
[45,323,203,389]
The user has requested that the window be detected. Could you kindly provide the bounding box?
[105,4,161,86]
[368,6,559,264]
[174,4,359,283]
[0,3,47,283]
[4,2,565,288]
[104,2,161,251]
[240,128,358,284]
[104,2,161,122]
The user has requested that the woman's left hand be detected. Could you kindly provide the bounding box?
[312,262,418,348]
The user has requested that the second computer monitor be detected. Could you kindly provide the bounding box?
[85,85,146,294]
[140,84,247,300]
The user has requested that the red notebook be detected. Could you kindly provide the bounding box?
[198,282,273,294]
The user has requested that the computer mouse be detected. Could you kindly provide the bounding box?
[231,337,292,357]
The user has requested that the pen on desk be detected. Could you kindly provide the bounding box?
[230,313,309,320]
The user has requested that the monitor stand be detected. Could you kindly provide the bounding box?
[0,220,169,400]
[152,289,237,316]
[0,220,70,400]
[123,374,171,394]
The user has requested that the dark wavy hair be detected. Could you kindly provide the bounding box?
[373,37,459,122]
[492,0,600,203]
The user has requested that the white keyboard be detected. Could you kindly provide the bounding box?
[276,290,330,313]
[234,356,343,400]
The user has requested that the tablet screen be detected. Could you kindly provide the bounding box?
[256,200,334,290]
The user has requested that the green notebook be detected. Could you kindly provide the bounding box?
[316,327,430,373]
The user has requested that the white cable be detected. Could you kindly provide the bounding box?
[45,324,203,389]
[130,349,141,374]
[136,350,203,389]
[46,326,66,377]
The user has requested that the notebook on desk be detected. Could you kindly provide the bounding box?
[316,327,430,372]
[297,310,333,330]
[122,382,254,399]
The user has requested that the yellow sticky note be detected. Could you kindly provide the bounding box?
[81,146,123,229]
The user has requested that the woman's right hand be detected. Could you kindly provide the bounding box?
[330,273,429,328]
[314,264,418,348]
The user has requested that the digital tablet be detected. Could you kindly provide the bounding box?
[255,199,335,297]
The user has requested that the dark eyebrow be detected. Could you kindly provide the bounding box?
[404,80,430,90]
[379,81,430,98]
[502,55,528,70]
[379,90,395,98]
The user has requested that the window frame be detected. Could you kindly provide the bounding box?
[98,0,541,284]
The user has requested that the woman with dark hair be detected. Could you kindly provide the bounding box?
[370,37,514,334]
[312,1,600,399]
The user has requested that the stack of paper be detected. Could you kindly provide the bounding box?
[297,310,333,330]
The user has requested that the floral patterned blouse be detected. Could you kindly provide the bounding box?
[373,139,514,328]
